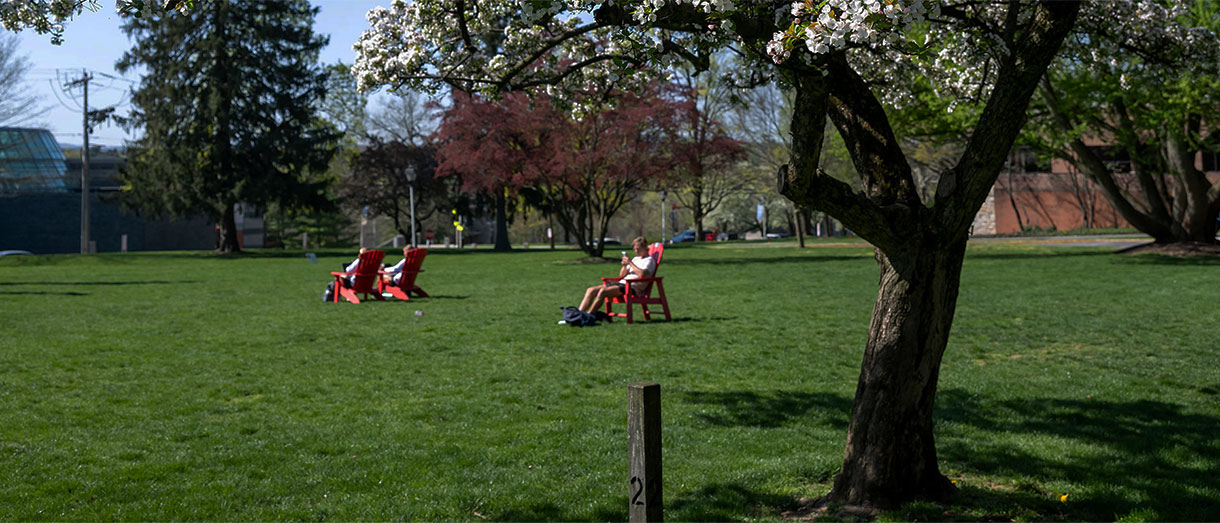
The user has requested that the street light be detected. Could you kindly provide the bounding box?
[659,190,667,244]
[406,165,418,248]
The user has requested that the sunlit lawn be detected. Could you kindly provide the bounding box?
[1,240,1217,520]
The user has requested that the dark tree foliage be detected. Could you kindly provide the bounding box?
[116,0,340,253]
[340,138,464,244]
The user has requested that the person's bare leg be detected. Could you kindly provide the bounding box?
[578,285,600,312]
[583,285,622,313]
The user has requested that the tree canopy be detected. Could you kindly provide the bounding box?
[117,0,339,253]
[435,84,678,256]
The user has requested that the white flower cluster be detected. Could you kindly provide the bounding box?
[628,0,736,24]
[350,0,1214,119]
[768,0,934,63]
[2,0,188,43]
[0,0,96,42]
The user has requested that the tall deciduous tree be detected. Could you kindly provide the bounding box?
[435,88,674,257]
[355,0,1081,509]
[1028,1,1220,244]
[0,35,49,127]
[527,85,679,257]
[117,0,339,253]
[668,67,749,242]
[340,137,460,243]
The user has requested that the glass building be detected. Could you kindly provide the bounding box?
[0,127,70,194]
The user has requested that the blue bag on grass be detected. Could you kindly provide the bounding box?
[562,306,599,327]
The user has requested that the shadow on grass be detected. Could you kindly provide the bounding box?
[494,484,795,521]
[614,317,735,325]
[0,280,200,286]
[667,483,800,520]
[495,501,624,521]
[664,254,872,267]
[0,290,88,296]
[962,250,1114,261]
[1112,253,1220,266]
[935,389,1220,521]
[681,390,851,429]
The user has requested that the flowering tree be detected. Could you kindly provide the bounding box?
[354,0,1081,510]
[0,1,189,44]
[1026,1,1220,244]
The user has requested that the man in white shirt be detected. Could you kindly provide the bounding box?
[381,246,414,285]
[341,248,371,286]
[577,236,655,314]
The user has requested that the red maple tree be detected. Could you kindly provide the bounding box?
[435,84,682,256]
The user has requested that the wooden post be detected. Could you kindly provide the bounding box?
[628,382,662,522]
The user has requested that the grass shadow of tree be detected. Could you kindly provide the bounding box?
[494,501,624,521]
[0,280,200,286]
[663,254,873,267]
[666,483,800,521]
[961,250,1114,261]
[1112,253,1220,266]
[680,390,851,429]
[0,291,89,296]
[935,389,1220,520]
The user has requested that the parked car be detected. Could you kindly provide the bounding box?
[765,229,790,239]
[669,230,696,243]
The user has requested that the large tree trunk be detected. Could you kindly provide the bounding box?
[493,190,511,251]
[775,1,1079,511]
[829,237,965,508]
[216,203,241,254]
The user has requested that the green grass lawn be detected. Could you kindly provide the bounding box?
[1,241,1217,521]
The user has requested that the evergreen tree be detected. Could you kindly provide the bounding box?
[117,0,339,253]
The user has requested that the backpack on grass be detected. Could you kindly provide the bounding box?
[562,306,599,327]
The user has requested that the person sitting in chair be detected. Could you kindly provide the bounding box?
[341,248,376,287]
[381,246,415,286]
[577,236,655,314]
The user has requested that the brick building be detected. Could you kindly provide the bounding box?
[972,145,1220,235]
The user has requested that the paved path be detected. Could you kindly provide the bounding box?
[714,234,1155,250]
[968,234,1151,250]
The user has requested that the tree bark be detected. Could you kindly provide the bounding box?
[493,189,511,251]
[776,1,1080,510]
[211,1,240,255]
[216,202,241,254]
[829,236,964,508]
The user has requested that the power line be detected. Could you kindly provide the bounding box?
[95,71,137,84]
[49,78,83,112]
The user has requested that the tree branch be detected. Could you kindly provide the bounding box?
[934,0,1081,240]
[824,53,922,209]
[778,69,914,252]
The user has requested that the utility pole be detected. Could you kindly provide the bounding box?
[66,69,94,254]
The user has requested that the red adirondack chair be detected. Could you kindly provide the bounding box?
[601,242,671,323]
[379,248,430,300]
[330,249,386,303]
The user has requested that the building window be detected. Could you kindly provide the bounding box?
[1087,146,1132,173]
[1009,147,1050,173]
[1202,150,1220,173]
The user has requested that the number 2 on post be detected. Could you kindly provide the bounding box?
[630,476,645,506]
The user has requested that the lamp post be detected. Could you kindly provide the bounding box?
[659,190,667,244]
[406,165,417,248]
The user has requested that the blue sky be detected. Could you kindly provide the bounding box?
[15,0,391,147]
